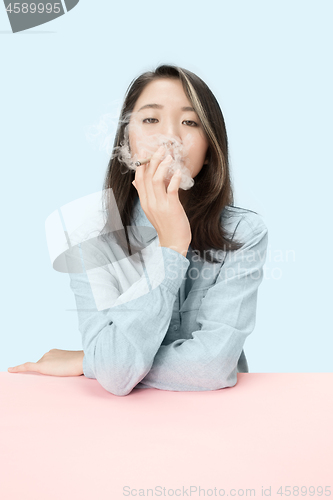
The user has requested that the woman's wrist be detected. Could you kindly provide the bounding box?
[158,240,190,258]
[73,350,84,376]
[79,350,84,374]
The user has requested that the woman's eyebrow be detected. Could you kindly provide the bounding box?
[137,103,196,112]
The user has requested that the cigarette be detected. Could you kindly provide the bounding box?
[134,157,152,167]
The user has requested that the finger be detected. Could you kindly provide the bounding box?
[146,144,166,177]
[151,155,174,200]
[166,170,182,197]
[144,145,167,205]
[8,362,39,373]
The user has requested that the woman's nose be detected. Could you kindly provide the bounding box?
[162,139,178,147]
[161,137,183,158]
[158,121,181,141]
[160,131,182,146]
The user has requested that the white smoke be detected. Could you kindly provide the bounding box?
[86,109,196,190]
[110,111,195,190]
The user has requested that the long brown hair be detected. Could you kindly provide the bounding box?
[99,64,249,264]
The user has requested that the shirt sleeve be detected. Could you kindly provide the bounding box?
[136,217,269,392]
[67,240,190,396]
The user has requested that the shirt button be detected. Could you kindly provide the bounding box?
[173,325,178,331]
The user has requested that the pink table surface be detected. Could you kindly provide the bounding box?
[0,372,332,500]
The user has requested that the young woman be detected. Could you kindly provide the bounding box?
[8,64,268,395]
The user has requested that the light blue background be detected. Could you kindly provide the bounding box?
[1,0,332,373]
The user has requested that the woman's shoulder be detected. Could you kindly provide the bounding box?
[221,205,268,238]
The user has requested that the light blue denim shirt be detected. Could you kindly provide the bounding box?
[67,196,268,396]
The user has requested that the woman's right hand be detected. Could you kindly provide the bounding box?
[132,145,191,257]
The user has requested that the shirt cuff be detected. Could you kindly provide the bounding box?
[82,353,95,379]
[143,245,190,296]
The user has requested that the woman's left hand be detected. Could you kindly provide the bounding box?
[7,349,84,377]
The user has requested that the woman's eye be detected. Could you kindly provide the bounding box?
[183,120,198,127]
[142,118,158,124]
[142,118,198,127]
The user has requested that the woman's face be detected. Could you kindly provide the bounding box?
[128,78,209,188]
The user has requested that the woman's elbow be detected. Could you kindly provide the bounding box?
[96,374,134,396]
[110,387,134,397]
[213,370,238,391]
[96,364,148,397]
[198,365,238,391]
